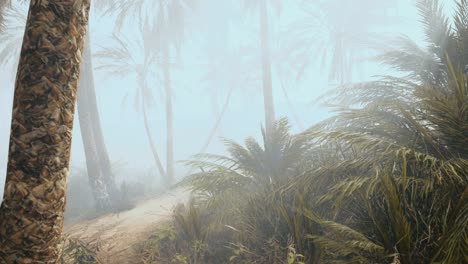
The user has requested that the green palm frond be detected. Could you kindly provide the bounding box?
[416,0,451,51]
[182,118,313,196]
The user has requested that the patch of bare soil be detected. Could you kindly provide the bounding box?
[64,188,190,264]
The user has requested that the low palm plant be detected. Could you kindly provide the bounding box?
[294,1,468,262]
[145,1,467,263]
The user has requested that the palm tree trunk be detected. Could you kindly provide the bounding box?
[0,0,90,262]
[199,85,234,153]
[141,90,166,178]
[163,44,174,183]
[81,29,119,202]
[279,79,304,130]
[77,35,112,211]
[260,0,275,139]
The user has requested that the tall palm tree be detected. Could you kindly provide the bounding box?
[198,46,258,153]
[109,0,196,183]
[77,34,112,210]
[96,27,166,180]
[244,0,282,140]
[154,0,195,183]
[0,0,91,262]
[77,0,119,206]
[0,1,117,210]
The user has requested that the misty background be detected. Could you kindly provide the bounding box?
[0,0,457,198]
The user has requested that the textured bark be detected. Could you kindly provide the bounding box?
[163,45,174,183]
[260,0,275,139]
[77,34,112,210]
[0,0,90,262]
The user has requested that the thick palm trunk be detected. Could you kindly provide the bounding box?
[0,0,90,262]
[141,91,166,178]
[260,0,275,139]
[163,45,174,183]
[80,30,119,203]
[77,35,112,210]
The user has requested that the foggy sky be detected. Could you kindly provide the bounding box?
[0,0,457,197]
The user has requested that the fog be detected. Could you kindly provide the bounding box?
[1,0,465,262]
[2,0,440,196]
[0,0,459,215]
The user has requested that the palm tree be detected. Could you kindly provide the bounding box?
[183,118,312,196]
[77,34,112,210]
[153,0,195,183]
[176,1,467,263]
[77,0,120,206]
[198,46,258,153]
[298,1,467,262]
[0,1,117,210]
[181,118,317,261]
[0,0,91,262]
[244,0,282,140]
[96,26,166,180]
[290,0,396,85]
[109,0,196,183]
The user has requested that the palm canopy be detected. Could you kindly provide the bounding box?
[95,23,159,111]
[107,0,196,53]
[295,1,468,262]
[300,69,467,261]
[289,0,396,84]
[315,0,468,159]
[182,118,313,196]
[0,0,8,31]
[380,0,467,85]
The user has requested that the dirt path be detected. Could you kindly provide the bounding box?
[64,188,190,264]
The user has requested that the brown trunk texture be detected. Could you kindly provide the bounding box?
[0,0,91,262]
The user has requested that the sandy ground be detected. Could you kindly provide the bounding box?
[64,188,190,264]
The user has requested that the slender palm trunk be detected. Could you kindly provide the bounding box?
[279,80,304,130]
[141,88,166,178]
[0,0,90,262]
[260,0,275,139]
[163,44,174,183]
[77,35,112,210]
[199,85,234,153]
[81,30,119,202]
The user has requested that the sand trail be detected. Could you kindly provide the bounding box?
[64,188,190,264]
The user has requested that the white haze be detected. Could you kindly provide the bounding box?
[0,0,457,199]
